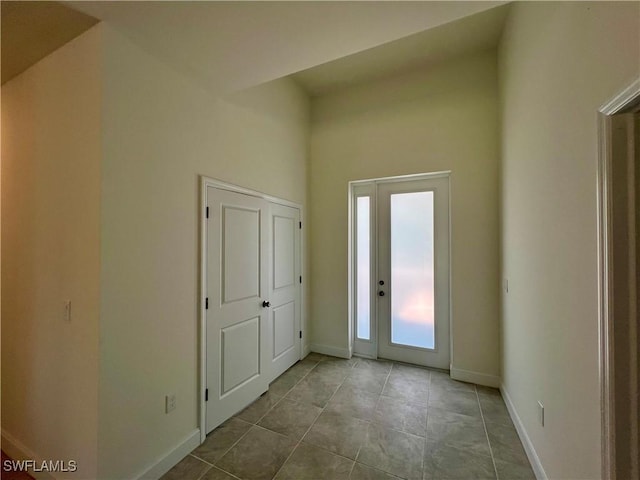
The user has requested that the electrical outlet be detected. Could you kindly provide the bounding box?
[166,394,176,413]
[538,401,544,427]
[64,300,72,322]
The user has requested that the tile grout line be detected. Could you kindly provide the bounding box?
[192,356,323,478]
[190,457,243,480]
[270,358,355,479]
[351,360,393,475]
[476,385,500,480]
[422,369,433,478]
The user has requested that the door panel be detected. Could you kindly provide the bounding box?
[206,187,269,433]
[273,301,295,358]
[273,216,296,289]
[269,203,301,380]
[221,316,260,394]
[222,206,260,303]
[377,177,450,368]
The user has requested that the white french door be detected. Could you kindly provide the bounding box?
[203,182,301,435]
[351,174,450,369]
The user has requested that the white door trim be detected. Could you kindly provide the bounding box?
[199,176,304,444]
[597,78,640,480]
[348,171,452,366]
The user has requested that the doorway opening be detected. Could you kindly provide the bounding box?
[598,79,640,480]
[349,172,451,370]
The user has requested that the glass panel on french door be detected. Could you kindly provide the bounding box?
[356,196,371,340]
[390,191,435,349]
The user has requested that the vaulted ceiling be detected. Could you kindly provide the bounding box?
[2,1,509,94]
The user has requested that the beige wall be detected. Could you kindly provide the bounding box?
[499,2,640,478]
[98,26,309,479]
[1,26,102,478]
[309,51,501,380]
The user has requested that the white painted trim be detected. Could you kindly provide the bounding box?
[599,78,640,115]
[133,429,201,480]
[500,386,548,480]
[199,176,305,443]
[310,343,352,359]
[597,78,640,480]
[450,366,500,388]
[302,343,311,358]
[349,170,452,185]
[200,176,302,209]
[1,429,55,480]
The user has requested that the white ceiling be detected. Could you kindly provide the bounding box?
[68,1,507,95]
[292,5,510,96]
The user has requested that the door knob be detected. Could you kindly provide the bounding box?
[378,291,385,297]
[262,300,271,308]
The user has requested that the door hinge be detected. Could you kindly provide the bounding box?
[205,298,209,309]
[299,276,302,284]
[299,331,302,339]
[299,221,302,229]
[205,388,209,401]
[206,206,209,219]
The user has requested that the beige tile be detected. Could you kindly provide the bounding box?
[382,376,429,405]
[373,395,428,437]
[275,443,354,479]
[486,422,530,466]
[285,376,341,408]
[423,441,496,480]
[426,407,490,457]
[201,466,238,480]
[343,370,389,395]
[325,385,380,421]
[494,459,536,479]
[287,359,318,378]
[160,455,210,480]
[258,398,322,440]
[307,362,351,383]
[236,392,282,424]
[304,352,327,362]
[390,363,431,382]
[216,426,296,480]
[357,423,424,480]
[303,411,369,459]
[478,393,512,426]
[192,417,252,464]
[429,387,480,417]
[269,371,302,397]
[350,463,399,480]
[430,371,476,393]
[354,358,393,375]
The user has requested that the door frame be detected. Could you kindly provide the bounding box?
[348,171,452,365]
[597,78,640,480]
[198,176,304,443]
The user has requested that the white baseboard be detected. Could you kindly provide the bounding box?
[500,385,548,480]
[302,343,311,358]
[450,366,501,388]
[310,343,351,359]
[1,429,56,480]
[134,429,201,480]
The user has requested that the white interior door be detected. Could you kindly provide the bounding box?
[268,203,301,380]
[377,177,450,368]
[206,186,270,433]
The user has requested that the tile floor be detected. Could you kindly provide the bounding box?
[162,354,535,480]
